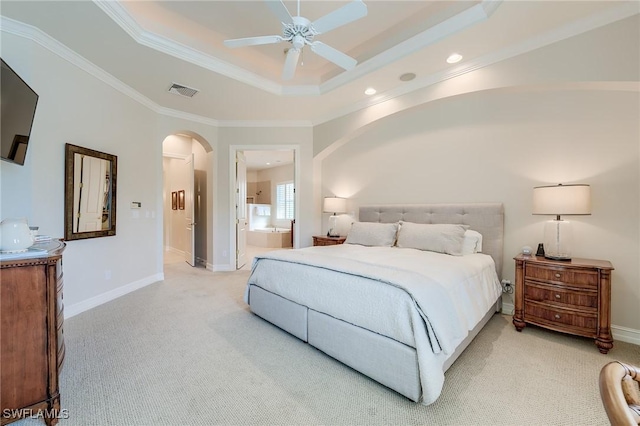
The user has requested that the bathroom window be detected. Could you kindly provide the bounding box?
[276,181,294,220]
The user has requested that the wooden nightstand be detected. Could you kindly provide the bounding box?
[313,235,346,246]
[513,254,614,353]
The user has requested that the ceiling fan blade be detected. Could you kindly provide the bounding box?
[282,48,301,80]
[265,0,293,24]
[224,35,283,48]
[310,42,357,70]
[311,0,368,35]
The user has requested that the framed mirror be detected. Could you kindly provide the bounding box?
[64,143,117,240]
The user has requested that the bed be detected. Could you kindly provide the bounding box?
[244,203,504,405]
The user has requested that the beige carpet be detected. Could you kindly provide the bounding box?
[14,260,639,425]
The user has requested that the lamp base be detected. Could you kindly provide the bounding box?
[327,214,340,237]
[543,219,573,261]
[544,254,572,261]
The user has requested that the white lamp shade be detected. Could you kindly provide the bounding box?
[532,184,591,216]
[533,184,590,260]
[323,197,347,214]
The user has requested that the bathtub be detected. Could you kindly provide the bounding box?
[252,227,290,233]
[247,227,292,248]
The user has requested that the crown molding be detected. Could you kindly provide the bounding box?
[311,1,640,125]
[93,0,501,97]
[216,120,312,128]
[318,0,499,95]
[93,0,635,101]
[0,16,158,112]
[0,16,309,129]
[155,105,219,127]
[2,0,636,129]
[94,0,284,96]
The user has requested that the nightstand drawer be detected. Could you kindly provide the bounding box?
[524,282,597,309]
[524,303,597,334]
[313,236,346,246]
[525,264,598,288]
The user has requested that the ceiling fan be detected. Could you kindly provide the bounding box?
[223,0,368,80]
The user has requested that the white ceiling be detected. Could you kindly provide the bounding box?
[1,1,637,125]
[244,149,294,171]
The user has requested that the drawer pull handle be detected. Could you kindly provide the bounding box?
[555,273,561,278]
[555,294,561,299]
[555,314,561,319]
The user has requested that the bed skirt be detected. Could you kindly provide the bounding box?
[248,283,501,403]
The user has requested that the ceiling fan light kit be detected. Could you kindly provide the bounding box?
[223,0,368,80]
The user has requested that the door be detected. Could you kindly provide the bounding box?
[236,151,248,269]
[185,154,195,266]
[74,154,109,232]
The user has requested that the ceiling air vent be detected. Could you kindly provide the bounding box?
[168,83,199,98]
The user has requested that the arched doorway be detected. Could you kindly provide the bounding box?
[162,132,214,269]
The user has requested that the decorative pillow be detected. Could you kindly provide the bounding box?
[396,222,469,256]
[344,222,399,247]
[461,229,483,255]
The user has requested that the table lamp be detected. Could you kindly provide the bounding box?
[323,197,347,237]
[532,183,591,260]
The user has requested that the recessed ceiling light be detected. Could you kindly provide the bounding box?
[446,53,463,64]
[266,162,271,165]
[364,88,376,95]
[399,73,416,82]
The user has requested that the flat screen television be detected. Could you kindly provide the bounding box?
[1,58,39,166]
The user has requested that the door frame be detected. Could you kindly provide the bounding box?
[229,144,301,266]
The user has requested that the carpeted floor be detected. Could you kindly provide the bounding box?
[14,259,640,425]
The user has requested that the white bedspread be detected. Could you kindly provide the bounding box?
[245,244,502,404]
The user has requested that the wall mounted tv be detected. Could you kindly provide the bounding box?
[1,58,39,166]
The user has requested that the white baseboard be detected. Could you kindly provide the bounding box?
[500,302,639,346]
[166,246,186,256]
[212,263,235,271]
[65,273,164,319]
[501,302,514,316]
[612,325,640,346]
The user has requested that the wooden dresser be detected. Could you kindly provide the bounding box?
[1,240,66,425]
[312,235,346,246]
[512,254,614,353]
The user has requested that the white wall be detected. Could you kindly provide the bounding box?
[0,33,161,314]
[316,15,640,336]
[321,88,640,333]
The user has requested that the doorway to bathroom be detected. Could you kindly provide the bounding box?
[233,147,297,270]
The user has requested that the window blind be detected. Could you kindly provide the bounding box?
[276,182,294,220]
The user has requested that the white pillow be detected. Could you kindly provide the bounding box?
[396,222,468,256]
[461,229,483,255]
[345,222,398,247]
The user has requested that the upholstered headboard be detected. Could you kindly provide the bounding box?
[359,203,504,280]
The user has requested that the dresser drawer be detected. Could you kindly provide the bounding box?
[524,303,597,335]
[525,264,598,288]
[524,282,597,309]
